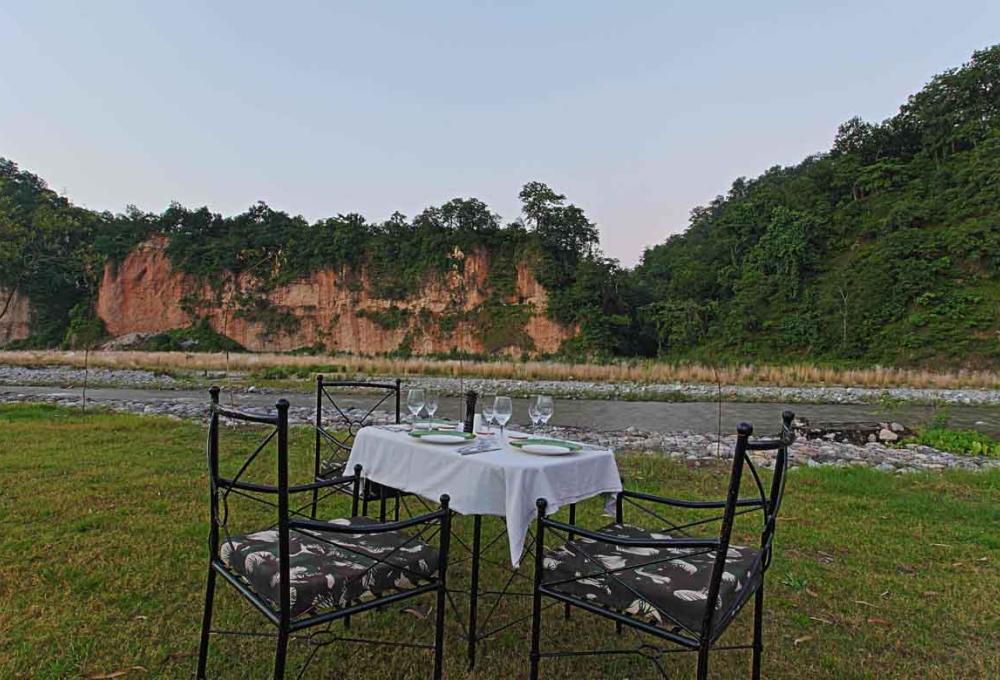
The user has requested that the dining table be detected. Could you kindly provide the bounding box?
[345,424,622,668]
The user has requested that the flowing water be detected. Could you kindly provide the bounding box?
[4,384,998,436]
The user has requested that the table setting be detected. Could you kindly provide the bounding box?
[343,388,623,669]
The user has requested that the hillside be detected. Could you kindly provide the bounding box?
[1,45,999,365]
[634,45,1000,366]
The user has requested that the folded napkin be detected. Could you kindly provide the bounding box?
[457,437,500,455]
[375,424,411,432]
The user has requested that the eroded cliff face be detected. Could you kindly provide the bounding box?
[0,288,32,345]
[96,237,575,354]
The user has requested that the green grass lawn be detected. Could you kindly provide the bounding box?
[1,404,998,679]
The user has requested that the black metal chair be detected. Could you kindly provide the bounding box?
[529,411,795,679]
[197,387,452,679]
[311,375,408,521]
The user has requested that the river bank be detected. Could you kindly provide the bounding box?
[3,385,996,475]
[4,364,1000,406]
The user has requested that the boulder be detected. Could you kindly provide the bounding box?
[878,428,899,442]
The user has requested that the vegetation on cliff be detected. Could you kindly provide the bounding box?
[2,45,999,365]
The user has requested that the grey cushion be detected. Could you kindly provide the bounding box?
[543,523,762,633]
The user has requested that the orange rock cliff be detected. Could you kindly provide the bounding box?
[94,238,576,354]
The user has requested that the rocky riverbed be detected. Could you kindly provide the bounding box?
[4,365,1000,406]
[3,389,996,474]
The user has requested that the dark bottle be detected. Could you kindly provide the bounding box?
[463,390,478,433]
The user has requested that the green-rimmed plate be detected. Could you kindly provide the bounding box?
[408,429,475,445]
[509,438,582,451]
[411,418,458,428]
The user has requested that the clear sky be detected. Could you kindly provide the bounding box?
[2,2,998,266]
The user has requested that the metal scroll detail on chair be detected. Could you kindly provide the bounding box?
[529,411,795,680]
[197,386,452,680]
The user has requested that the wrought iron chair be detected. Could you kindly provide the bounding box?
[311,375,408,521]
[197,387,452,679]
[529,412,795,679]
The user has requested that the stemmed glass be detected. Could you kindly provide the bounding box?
[407,388,425,428]
[482,393,496,432]
[528,396,542,434]
[425,391,439,426]
[536,395,554,432]
[494,396,512,442]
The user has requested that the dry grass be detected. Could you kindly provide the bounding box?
[1,349,999,389]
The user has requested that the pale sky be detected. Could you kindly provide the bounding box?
[2,1,998,265]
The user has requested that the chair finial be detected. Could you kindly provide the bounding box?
[737,422,753,436]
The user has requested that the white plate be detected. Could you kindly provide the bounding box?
[507,431,530,440]
[420,434,469,445]
[521,444,573,455]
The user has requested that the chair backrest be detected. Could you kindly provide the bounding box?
[206,387,293,619]
[701,410,795,638]
[313,375,401,475]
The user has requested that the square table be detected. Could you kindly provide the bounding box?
[345,426,622,667]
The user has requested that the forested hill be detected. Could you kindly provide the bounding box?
[1,45,999,366]
[635,45,1000,367]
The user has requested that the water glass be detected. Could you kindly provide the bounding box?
[407,388,425,427]
[425,391,439,423]
[493,396,513,440]
[482,393,496,430]
[528,396,542,434]
[537,395,554,430]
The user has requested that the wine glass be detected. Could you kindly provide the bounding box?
[494,396,512,441]
[482,393,496,431]
[537,395,554,432]
[425,391,439,426]
[407,388,425,428]
[528,396,541,434]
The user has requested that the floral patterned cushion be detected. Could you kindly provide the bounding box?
[542,523,762,633]
[220,517,439,619]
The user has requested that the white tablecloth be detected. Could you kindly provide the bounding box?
[346,428,622,566]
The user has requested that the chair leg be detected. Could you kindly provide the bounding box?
[529,572,542,678]
[467,515,482,670]
[752,585,764,680]
[529,602,541,680]
[273,629,289,680]
[697,645,710,680]
[196,565,217,679]
[434,586,447,679]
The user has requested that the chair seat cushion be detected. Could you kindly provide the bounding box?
[543,523,762,634]
[220,517,438,619]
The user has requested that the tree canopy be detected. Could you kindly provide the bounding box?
[3,45,1000,365]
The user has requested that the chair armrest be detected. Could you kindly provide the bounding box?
[620,488,766,509]
[541,518,720,549]
[289,507,447,535]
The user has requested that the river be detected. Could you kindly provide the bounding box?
[4,384,998,436]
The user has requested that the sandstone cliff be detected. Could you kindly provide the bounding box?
[96,238,575,355]
[0,288,32,345]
